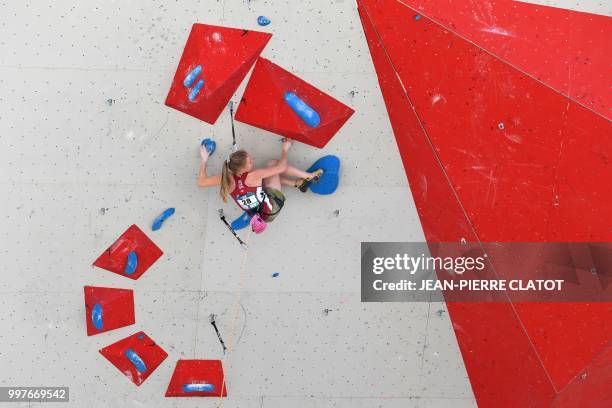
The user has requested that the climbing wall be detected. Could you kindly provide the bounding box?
[357,0,611,406]
[0,1,475,408]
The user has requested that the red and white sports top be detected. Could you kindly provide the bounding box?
[230,172,273,214]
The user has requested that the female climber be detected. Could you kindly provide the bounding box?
[197,139,322,223]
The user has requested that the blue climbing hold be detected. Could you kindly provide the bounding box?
[257,16,271,26]
[414,14,422,21]
[124,348,147,373]
[91,303,103,330]
[231,211,253,230]
[137,333,145,340]
[272,272,280,278]
[124,251,138,275]
[183,65,203,88]
[201,138,216,155]
[284,92,320,127]
[152,207,175,231]
[188,79,205,102]
[305,155,341,195]
[182,383,215,393]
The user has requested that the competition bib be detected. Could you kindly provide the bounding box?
[236,192,260,210]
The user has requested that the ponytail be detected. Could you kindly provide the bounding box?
[220,161,232,202]
[219,150,248,202]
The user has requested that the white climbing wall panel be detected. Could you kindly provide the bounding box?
[518,0,611,16]
[0,1,475,407]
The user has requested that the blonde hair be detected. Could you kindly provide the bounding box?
[220,150,249,202]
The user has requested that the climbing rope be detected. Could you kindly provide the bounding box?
[217,101,258,400]
[218,226,252,402]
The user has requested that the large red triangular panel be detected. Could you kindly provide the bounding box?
[165,24,272,124]
[99,331,168,386]
[83,286,135,336]
[92,224,163,280]
[235,58,354,148]
[165,360,227,397]
[357,0,611,406]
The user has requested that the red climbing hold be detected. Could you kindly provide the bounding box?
[235,57,355,148]
[165,23,272,124]
[99,331,168,386]
[83,286,135,336]
[92,224,163,280]
[165,360,227,397]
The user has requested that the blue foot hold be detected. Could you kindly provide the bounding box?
[124,348,147,373]
[284,92,320,127]
[152,207,175,231]
[272,272,280,278]
[306,155,341,195]
[124,251,138,275]
[182,383,215,393]
[257,16,271,26]
[188,78,205,102]
[183,65,203,88]
[231,211,252,230]
[201,138,216,155]
[91,303,103,330]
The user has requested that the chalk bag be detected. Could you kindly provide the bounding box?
[250,213,267,234]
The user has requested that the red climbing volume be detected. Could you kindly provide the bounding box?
[235,57,355,148]
[165,23,272,124]
[99,331,168,386]
[92,224,163,280]
[165,360,228,397]
[83,286,135,336]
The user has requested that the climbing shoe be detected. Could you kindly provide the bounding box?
[295,169,324,192]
